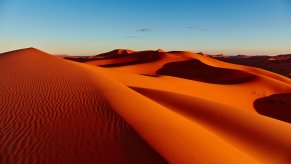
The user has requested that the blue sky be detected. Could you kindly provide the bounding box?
[0,0,291,55]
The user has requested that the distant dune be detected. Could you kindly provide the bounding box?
[209,54,291,78]
[1,48,291,163]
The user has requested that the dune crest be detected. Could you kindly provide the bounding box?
[1,48,291,163]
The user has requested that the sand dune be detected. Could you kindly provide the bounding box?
[65,50,192,75]
[131,87,291,163]
[1,48,291,163]
[156,59,256,84]
[168,51,291,85]
[0,48,166,164]
[211,54,291,78]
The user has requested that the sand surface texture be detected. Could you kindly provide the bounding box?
[1,48,291,164]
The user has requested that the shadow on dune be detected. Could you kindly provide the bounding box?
[156,59,256,84]
[65,51,163,67]
[130,86,291,155]
[99,51,163,67]
[254,93,291,123]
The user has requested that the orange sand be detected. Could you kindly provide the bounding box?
[1,48,291,164]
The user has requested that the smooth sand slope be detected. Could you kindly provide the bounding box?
[1,48,291,164]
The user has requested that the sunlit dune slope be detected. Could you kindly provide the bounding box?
[75,49,291,113]
[70,49,291,163]
[0,48,166,164]
[1,48,291,164]
[71,55,291,164]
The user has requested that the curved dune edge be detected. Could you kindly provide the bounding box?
[77,61,291,164]
[168,51,291,85]
[1,48,291,164]
[84,51,192,75]
[130,87,291,163]
[75,62,258,163]
[156,59,257,84]
[88,65,291,113]
[68,50,291,85]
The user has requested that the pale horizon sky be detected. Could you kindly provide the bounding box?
[0,0,291,56]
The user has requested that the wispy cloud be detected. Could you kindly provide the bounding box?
[186,26,197,29]
[136,28,152,32]
[186,26,208,31]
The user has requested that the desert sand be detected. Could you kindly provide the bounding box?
[1,48,291,164]
[211,54,291,78]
